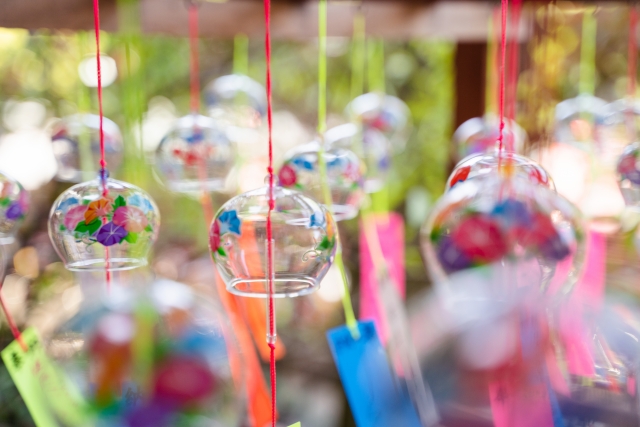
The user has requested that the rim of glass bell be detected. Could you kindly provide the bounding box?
[153,113,234,195]
[48,173,159,271]
[281,140,365,221]
[211,183,337,298]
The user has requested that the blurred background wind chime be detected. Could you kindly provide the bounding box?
[421,0,586,425]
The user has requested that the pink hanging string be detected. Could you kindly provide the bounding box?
[506,0,521,153]
[263,0,277,426]
[627,6,638,142]
[185,2,216,224]
[0,259,26,352]
[93,0,112,285]
[497,0,509,153]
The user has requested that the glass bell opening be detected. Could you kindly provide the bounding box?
[228,276,319,298]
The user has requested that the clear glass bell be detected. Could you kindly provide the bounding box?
[0,171,28,245]
[46,276,244,426]
[325,123,391,193]
[204,74,266,129]
[453,115,527,160]
[555,95,607,149]
[278,140,365,221]
[48,176,160,271]
[446,150,555,192]
[345,92,412,152]
[210,184,337,298]
[154,114,236,194]
[50,114,124,182]
[421,173,585,309]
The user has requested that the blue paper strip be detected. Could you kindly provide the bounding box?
[327,320,422,427]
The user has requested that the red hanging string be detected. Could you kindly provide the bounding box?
[497,0,509,152]
[189,3,201,114]
[263,0,276,426]
[506,0,521,153]
[0,276,26,351]
[186,2,216,223]
[93,0,107,183]
[93,0,111,285]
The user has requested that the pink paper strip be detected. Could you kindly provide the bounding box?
[359,213,405,345]
[489,375,554,427]
[557,229,605,377]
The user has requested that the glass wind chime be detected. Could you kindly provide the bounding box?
[447,7,554,194]
[154,2,237,195]
[42,2,243,426]
[208,0,338,425]
[420,0,586,380]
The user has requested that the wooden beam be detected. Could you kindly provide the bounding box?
[0,0,118,31]
[0,0,518,42]
[141,0,499,40]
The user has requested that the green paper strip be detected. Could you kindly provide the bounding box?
[579,8,597,96]
[317,0,359,339]
[288,423,301,427]
[1,327,88,427]
[234,33,249,76]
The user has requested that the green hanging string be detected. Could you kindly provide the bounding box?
[367,39,386,93]
[579,8,597,96]
[317,0,359,337]
[370,40,390,211]
[350,12,366,101]
[233,33,249,75]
